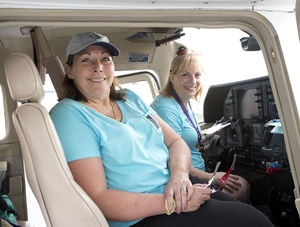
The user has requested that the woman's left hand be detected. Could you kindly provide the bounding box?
[164,173,193,214]
[214,172,242,192]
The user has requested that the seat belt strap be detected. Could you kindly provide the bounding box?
[31,26,65,99]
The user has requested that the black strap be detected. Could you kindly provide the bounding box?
[0,194,8,211]
[205,135,220,173]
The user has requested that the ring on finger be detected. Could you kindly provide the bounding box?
[180,187,186,192]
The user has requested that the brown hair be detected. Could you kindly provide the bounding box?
[58,55,127,102]
[160,48,203,101]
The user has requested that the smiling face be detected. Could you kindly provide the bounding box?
[170,58,203,104]
[65,45,115,102]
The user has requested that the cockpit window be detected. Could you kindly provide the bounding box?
[121,81,154,106]
[179,28,268,122]
[41,75,58,111]
[116,70,160,106]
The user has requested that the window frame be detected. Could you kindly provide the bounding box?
[117,70,161,100]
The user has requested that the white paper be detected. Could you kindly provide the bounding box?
[202,121,231,135]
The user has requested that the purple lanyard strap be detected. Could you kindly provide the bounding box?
[171,88,203,148]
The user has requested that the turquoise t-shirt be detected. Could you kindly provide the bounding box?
[151,94,205,171]
[50,89,170,227]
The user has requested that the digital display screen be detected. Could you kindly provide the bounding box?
[237,89,259,119]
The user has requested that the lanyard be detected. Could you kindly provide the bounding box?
[171,88,203,148]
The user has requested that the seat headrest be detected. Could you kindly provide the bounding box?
[4,53,44,103]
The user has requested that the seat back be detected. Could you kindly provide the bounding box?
[4,53,108,227]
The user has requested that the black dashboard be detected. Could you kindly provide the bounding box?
[203,76,299,226]
[204,76,287,170]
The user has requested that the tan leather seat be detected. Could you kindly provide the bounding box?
[4,53,108,227]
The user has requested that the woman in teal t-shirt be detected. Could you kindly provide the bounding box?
[50,32,273,227]
[151,47,250,203]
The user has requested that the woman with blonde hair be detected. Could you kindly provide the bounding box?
[151,47,250,202]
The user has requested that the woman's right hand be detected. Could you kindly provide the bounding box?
[183,184,211,212]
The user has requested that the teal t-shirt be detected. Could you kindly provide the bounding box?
[151,94,205,171]
[50,89,170,227]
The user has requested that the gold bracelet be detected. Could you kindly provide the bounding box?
[164,198,176,215]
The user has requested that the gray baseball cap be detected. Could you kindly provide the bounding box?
[66,32,120,59]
